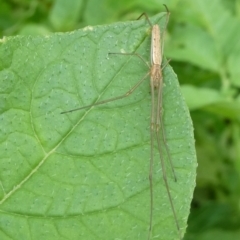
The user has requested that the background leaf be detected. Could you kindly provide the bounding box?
[49,0,83,31]
[0,13,196,240]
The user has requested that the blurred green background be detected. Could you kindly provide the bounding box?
[1,0,240,239]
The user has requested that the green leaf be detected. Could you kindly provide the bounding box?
[181,85,224,110]
[0,12,197,240]
[18,24,51,36]
[204,100,240,121]
[49,0,84,31]
[166,0,240,87]
[181,85,240,120]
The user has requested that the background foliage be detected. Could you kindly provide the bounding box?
[0,0,240,239]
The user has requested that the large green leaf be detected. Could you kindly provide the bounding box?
[0,12,197,240]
